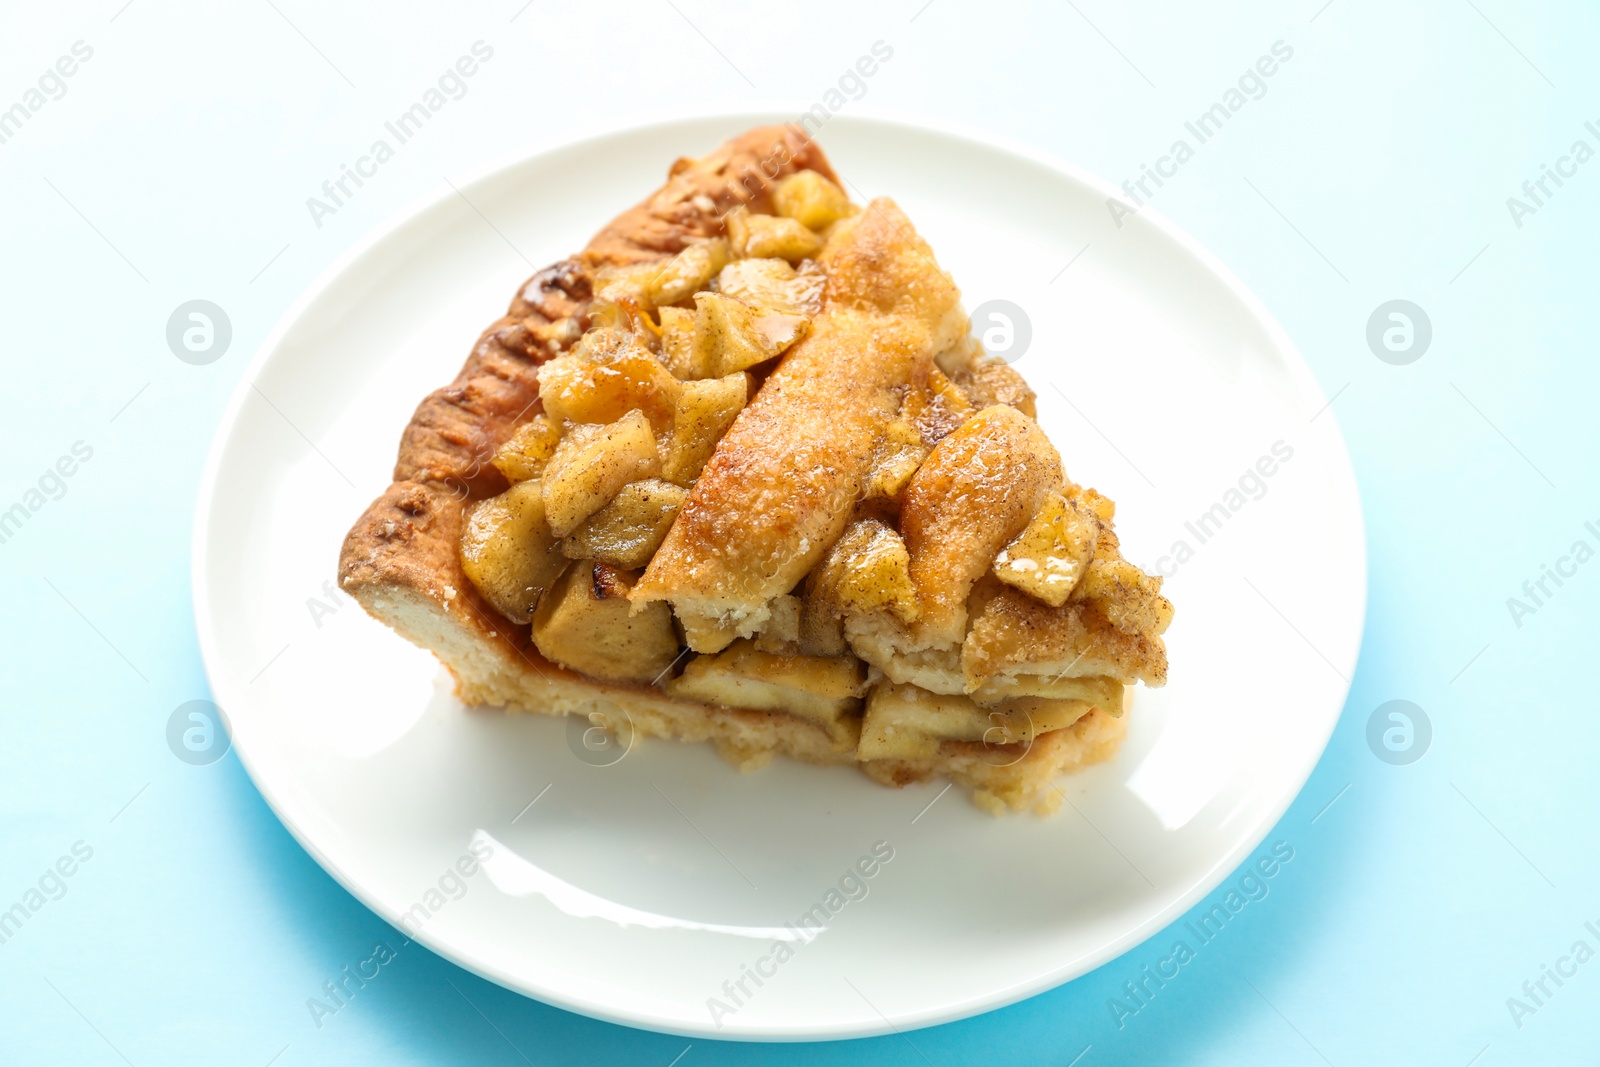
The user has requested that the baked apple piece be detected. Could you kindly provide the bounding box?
[531,561,678,684]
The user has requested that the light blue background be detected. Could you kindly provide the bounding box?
[2,1,1596,1063]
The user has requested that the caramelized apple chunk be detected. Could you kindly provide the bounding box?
[531,561,680,684]
[808,517,920,627]
[991,490,1101,607]
[1069,484,1116,524]
[727,210,822,262]
[458,479,569,624]
[591,261,667,311]
[715,258,825,317]
[657,306,697,380]
[690,292,808,378]
[1073,558,1174,636]
[862,420,930,504]
[536,329,681,429]
[772,170,853,230]
[648,238,730,306]
[541,410,662,536]
[490,414,561,482]
[660,372,748,485]
[562,478,687,568]
[901,365,974,446]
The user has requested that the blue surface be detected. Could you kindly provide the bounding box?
[2,1,1597,1063]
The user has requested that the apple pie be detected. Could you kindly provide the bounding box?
[338,126,1172,814]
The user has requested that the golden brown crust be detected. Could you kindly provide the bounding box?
[584,127,838,267]
[338,476,539,660]
[962,582,1169,688]
[394,260,590,498]
[899,405,1063,647]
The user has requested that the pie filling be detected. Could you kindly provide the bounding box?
[457,169,1172,765]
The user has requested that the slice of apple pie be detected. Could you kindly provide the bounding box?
[339,126,1171,814]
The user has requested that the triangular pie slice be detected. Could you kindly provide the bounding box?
[339,126,1171,814]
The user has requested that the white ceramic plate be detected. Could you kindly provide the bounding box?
[193,113,1364,1040]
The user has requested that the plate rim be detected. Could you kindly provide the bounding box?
[191,107,1367,1041]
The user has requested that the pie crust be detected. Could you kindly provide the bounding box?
[338,126,1170,814]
